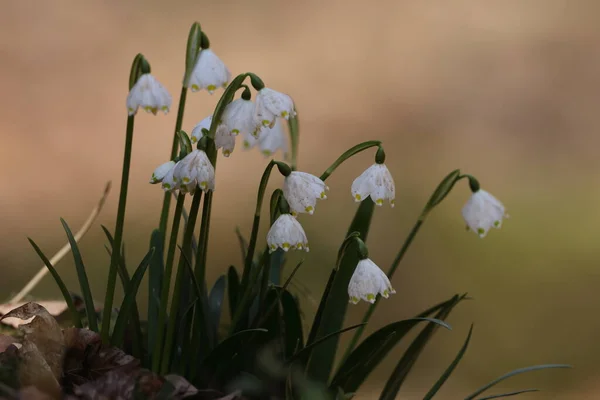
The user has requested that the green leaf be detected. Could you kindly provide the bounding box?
[228,266,241,321]
[196,328,269,386]
[331,317,450,393]
[110,247,155,347]
[378,295,465,400]
[27,238,82,328]
[147,230,164,362]
[177,130,192,155]
[464,364,572,400]
[209,275,226,341]
[60,218,97,332]
[423,325,474,400]
[235,227,248,266]
[291,324,365,367]
[305,198,375,383]
[281,290,304,358]
[476,389,540,399]
[306,269,336,346]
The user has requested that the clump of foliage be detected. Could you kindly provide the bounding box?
[0,21,570,400]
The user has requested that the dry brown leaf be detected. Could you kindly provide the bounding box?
[18,341,61,399]
[164,374,199,397]
[15,386,56,400]
[0,301,70,329]
[0,335,17,353]
[1,303,64,379]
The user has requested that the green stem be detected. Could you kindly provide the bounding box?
[340,169,462,360]
[151,193,185,372]
[320,140,382,181]
[341,216,425,363]
[101,114,135,343]
[240,160,277,290]
[160,190,202,374]
[288,115,299,171]
[159,87,188,239]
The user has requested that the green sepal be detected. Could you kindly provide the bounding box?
[183,22,202,87]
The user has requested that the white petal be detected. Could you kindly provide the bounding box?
[173,149,215,193]
[150,161,176,184]
[266,214,309,252]
[190,116,213,144]
[222,98,260,137]
[215,124,236,157]
[462,189,507,237]
[255,88,296,127]
[351,164,395,206]
[189,49,231,93]
[348,258,394,304]
[126,74,172,116]
[283,171,328,215]
[258,119,288,157]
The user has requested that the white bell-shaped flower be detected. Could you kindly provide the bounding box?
[126,74,172,116]
[255,88,296,128]
[161,161,179,192]
[348,258,395,304]
[242,130,260,150]
[215,124,236,157]
[266,214,309,253]
[222,98,260,137]
[173,149,215,193]
[258,119,287,157]
[462,189,507,238]
[283,171,328,216]
[351,163,395,207]
[188,49,231,94]
[150,161,176,184]
[191,116,213,144]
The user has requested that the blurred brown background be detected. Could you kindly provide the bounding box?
[2,0,600,398]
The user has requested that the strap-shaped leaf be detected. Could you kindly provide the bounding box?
[27,238,82,328]
[423,325,474,400]
[379,295,465,400]
[147,230,164,362]
[209,275,226,341]
[60,218,98,332]
[280,290,304,358]
[464,364,571,400]
[476,389,540,399]
[305,198,375,382]
[227,266,241,321]
[290,324,365,367]
[110,247,154,347]
[330,317,449,393]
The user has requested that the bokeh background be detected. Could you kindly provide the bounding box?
[2,0,600,398]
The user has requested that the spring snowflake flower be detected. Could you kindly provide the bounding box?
[173,149,215,193]
[348,258,395,304]
[258,119,287,157]
[191,117,236,157]
[189,49,230,94]
[242,130,260,150]
[150,161,176,184]
[126,73,172,116]
[351,163,395,207]
[283,171,328,216]
[222,98,260,137]
[462,189,507,238]
[161,162,179,192]
[191,116,213,144]
[266,214,309,253]
[255,88,296,128]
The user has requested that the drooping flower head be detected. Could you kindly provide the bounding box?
[191,116,236,157]
[191,116,213,144]
[189,49,231,94]
[126,73,172,116]
[351,163,396,207]
[161,161,179,192]
[255,88,296,128]
[150,161,176,184]
[222,98,260,137]
[348,258,395,304]
[173,149,215,193]
[266,214,309,253]
[258,119,288,158]
[282,171,328,216]
[462,187,507,238]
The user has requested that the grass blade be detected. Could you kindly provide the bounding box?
[227,266,241,321]
[27,238,82,328]
[147,230,164,362]
[423,324,474,400]
[476,389,540,399]
[209,275,226,341]
[110,247,155,347]
[60,218,97,331]
[464,364,572,400]
[305,199,375,382]
[378,295,465,400]
[290,324,365,366]
[280,290,304,358]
